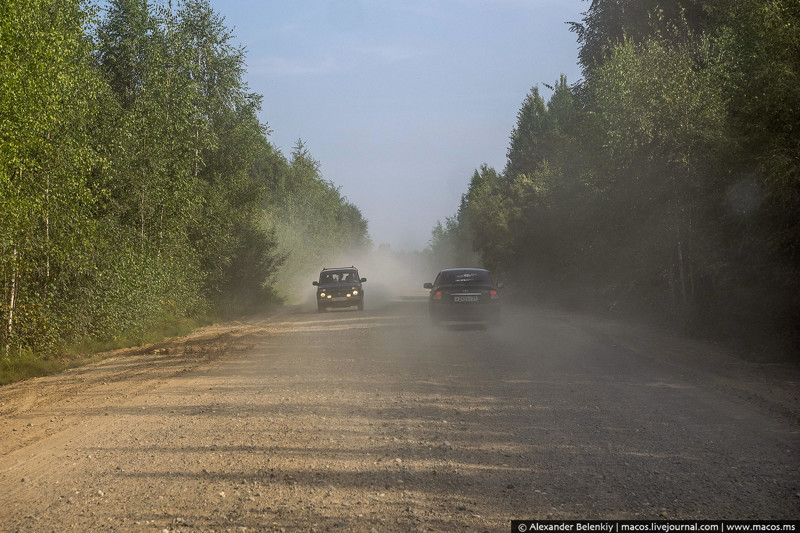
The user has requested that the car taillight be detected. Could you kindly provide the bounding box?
[490,290,499,300]
[432,291,442,300]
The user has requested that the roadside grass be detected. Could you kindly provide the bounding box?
[0,316,210,386]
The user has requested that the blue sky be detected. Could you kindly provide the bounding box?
[214,0,587,251]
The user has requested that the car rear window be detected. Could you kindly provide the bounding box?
[439,270,490,285]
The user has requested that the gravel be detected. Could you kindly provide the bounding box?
[1,301,798,531]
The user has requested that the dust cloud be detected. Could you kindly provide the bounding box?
[279,242,489,314]
[286,248,426,313]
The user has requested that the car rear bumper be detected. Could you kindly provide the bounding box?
[429,302,500,321]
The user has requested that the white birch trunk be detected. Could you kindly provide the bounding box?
[6,248,18,353]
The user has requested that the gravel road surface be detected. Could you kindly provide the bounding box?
[1,298,798,532]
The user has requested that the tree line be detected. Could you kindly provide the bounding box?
[430,0,799,352]
[0,0,369,357]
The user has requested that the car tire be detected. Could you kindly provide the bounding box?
[357,301,364,311]
[317,304,325,313]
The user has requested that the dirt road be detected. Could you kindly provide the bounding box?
[1,299,798,532]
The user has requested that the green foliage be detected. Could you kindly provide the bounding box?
[504,87,548,182]
[1,0,106,353]
[0,350,72,386]
[261,140,371,302]
[713,0,800,264]
[569,0,710,77]
[443,0,800,352]
[427,213,481,273]
[0,0,370,367]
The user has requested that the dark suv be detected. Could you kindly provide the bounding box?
[312,267,366,313]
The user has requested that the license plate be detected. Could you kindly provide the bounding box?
[453,295,478,302]
[332,297,348,302]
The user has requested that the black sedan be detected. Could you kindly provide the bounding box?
[423,268,501,323]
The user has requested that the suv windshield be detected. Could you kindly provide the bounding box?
[319,270,359,284]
